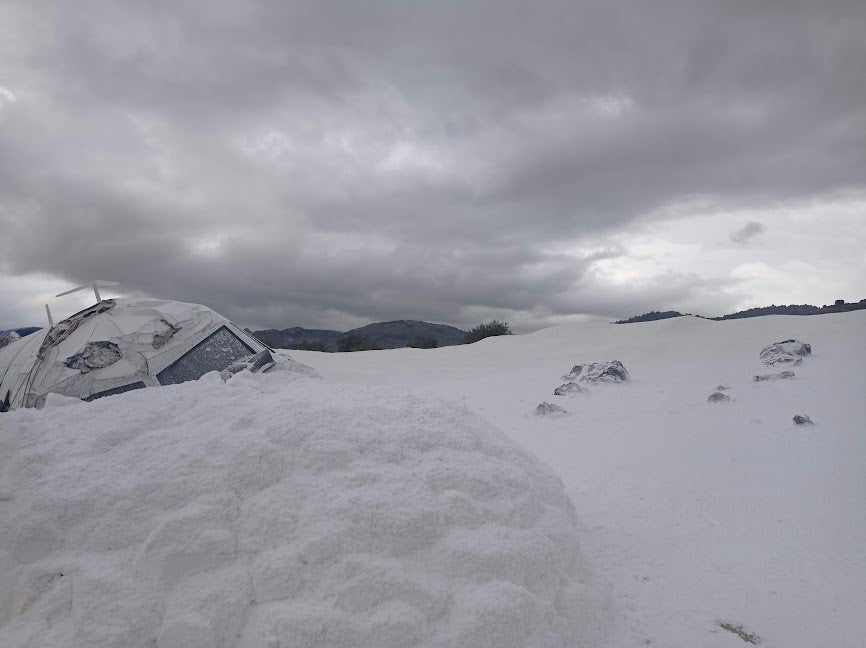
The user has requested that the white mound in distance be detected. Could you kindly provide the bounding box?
[0,369,609,648]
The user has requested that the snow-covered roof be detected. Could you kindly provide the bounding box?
[0,298,266,410]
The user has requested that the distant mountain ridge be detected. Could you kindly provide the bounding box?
[712,299,866,320]
[252,320,467,351]
[616,298,866,324]
[0,327,41,340]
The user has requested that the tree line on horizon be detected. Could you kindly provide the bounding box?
[615,298,866,324]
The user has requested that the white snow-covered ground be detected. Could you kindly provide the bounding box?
[295,312,866,648]
[0,364,608,647]
[1,311,864,647]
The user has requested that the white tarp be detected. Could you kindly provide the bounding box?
[0,298,267,410]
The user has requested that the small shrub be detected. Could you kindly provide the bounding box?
[464,320,512,344]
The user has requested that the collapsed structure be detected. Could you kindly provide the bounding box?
[0,298,269,411]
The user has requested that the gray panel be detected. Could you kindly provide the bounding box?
[85,381,147,401]
[157,326,254,386]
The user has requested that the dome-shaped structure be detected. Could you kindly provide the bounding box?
[0,298,267,411]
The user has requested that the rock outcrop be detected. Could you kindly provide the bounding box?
[759,339,811,366]
[553,382,590,396]
[562,360,629,384]
[535,402,567,416]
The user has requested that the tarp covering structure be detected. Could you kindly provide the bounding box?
[0,298,267,411]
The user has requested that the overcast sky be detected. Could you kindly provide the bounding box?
[1,0,864,332]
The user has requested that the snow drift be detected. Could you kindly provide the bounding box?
[0,368,608,648]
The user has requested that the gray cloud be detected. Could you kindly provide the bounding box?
[730,221,766,244]
[1,0,864,330]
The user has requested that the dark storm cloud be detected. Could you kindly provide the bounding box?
[730,221,766,244]
[1,0,864,328]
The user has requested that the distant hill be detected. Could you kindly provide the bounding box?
[0,327,41,340]
[616,299,866,324]
[253,320,467,351]
[0,327,42,350]
[712,299,866,320]
[347,320,466,348]
[252,327,343,351]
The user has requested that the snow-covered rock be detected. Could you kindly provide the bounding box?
[759,339,812,366]
[535,402,567,416]
[707,391,731,403]
[0,370,607,648]
[553,382,590,396]
[753,370,796,382]
[562,361,629,384]
[793,414,814,426]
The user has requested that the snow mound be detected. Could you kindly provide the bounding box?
[0,370,607,648]
[562,361,629,384]
[759,339,811,366]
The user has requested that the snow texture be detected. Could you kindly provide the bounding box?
[0,370,607,648]
[759,339,812,366]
